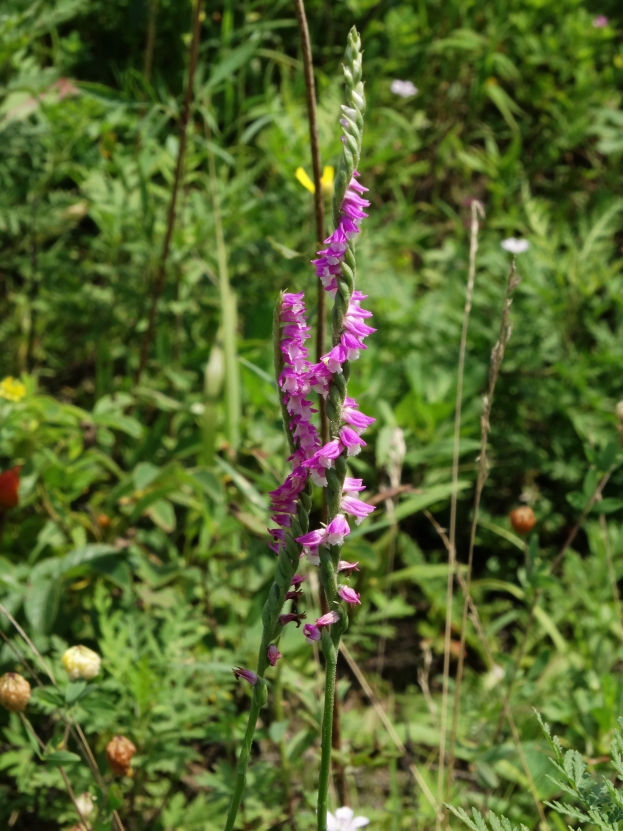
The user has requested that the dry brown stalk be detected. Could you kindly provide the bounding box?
[340,642,438,813]
[137,0,204,381]
[423,516,549,828]
[445,262,521,804]
[437,199,483,829]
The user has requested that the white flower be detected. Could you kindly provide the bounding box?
[327,807,370,831]
[390,79,418,98]
[501,237,530,254]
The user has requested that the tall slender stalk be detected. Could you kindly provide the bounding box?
[445,260,520,805]
[293,0,349,803]
[136,0,204,381]
[317,28,365,831]
[292,0,327,402]
[437,199,482,829]
[424,517,548,828]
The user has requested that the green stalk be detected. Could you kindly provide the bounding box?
[317,630,338,831]
[222,295,311,831]
[209,150,241,453]
[317,27,366,830]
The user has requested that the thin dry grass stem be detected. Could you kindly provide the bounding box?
[377,428,405,676]
[424,513,549,829]
[19,713,90,828]
[0,604,126,831]
[340,642,438,813]
[600,513,623,631]
[437,199,484,829]
[445,262,521,804]
[492,467,614,743]
[136,0,204,381]
[293,0,328,447]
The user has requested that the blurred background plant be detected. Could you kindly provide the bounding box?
[2,0,623,829]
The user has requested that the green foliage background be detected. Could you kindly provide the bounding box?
[1,0,623,829]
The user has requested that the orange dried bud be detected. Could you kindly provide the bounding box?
[96,513,111,528]
[106,735,137,776]
[509,506,536,535]
[0,672,31,712]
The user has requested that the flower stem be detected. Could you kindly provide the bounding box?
[224,686,266,831]
[318,631,338,831]
[222,295,312,830]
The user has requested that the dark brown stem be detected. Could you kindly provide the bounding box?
[136,0,204,381]
[293,0,327,445]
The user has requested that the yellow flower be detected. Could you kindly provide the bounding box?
[0,377,26,402]
[295,166,335,195]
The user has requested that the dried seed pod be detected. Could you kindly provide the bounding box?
[106,735,137,776]
[616,400,623,422]
[509,506,537,535]
[0,672,31,712]
[62,645,101,681]
[96,513,111,528]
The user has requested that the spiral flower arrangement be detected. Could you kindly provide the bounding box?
[225,28,371,831]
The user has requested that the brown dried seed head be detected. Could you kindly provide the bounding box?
[616,401,623,422]
[96,513,111,528]
[106,735,137,776]
[509,506,537,535]
[0,672,31,712]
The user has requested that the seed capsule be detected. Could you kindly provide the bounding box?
[509,506,536,535]
[616,400,623,422]
[0,672,31,712]
[106,735,137,776]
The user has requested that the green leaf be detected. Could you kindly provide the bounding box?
[58,544,120,575]
[108,783,124,810]
[592,498,623,514]
[33,687,65,708]
[65,680,87,705]
[133,461,161,491]
[44,750,82,766]
[145,499,176,532]
[24,577,61,634]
